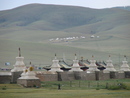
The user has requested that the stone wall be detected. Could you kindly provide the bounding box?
[74,71,88,80]
[0,75,11,84]
[36,71,58,81]
[57,72,75,81]
[124,71,130,78]
[0,72,11,84]
[17,79,41,87]
[95,71,110,80]
[117,72,125,79]
[110,71,118,79]
[86,72,96,80]
[11,71,22,83]
[1,70,130,84]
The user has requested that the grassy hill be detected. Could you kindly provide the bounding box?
[114,6,130,11]
[0,4,130,32]
[0,4,130,68]
[0,38,123,66]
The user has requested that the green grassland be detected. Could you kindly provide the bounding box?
[1,89,130,98]
[0,36,129,69]
[0,4,130,68]
[0,79,130,98]
[0,29,130,69]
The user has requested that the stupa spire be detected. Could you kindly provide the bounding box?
[124,55,126,61]
[30,62,32,66]
[19,47,21,57]
[92,55,94,60]
[55,53,57,59]
[75,54,77,60]
[109,55,111,60]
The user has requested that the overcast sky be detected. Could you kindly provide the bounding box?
[0,0,130,11]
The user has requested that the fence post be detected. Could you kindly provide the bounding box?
[88,81,90,88]
[58,84,61,90]
[97,82,99,88]
[70,81,72,87]
[106,82,108,89]
[79,81,80,87]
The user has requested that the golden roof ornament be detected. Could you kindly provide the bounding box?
[25,69,28,73]
[29,66,34,71]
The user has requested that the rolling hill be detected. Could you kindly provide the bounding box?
[0,4,130,67]
[0,4,130,33]
[114,6,130,11]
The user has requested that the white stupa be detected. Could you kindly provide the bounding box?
[11,48,26,72]
[18,68,27,79]
[87,55,99,73]
[120,55,130,71]
[104,55,116,72]
[19,62,39,79]
[49,54,63,72]
[69,54,82,72]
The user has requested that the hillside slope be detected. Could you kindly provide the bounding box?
[0,4,130,33]
[114,6,130,11]
[0,4,130,66]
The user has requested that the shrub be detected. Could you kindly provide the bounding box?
[107,83,127,90]
[2,86,6,90]
[96,87,100,90]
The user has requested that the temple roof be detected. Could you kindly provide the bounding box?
[59,60,71,69]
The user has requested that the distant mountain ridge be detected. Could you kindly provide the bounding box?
[0,4,130,34]
[113,6,130,11]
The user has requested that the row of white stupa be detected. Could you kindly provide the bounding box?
[50,54,130,73]
[11,48,130,77]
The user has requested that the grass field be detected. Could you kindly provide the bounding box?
[0,79,130,98]
[0,23,130,69]
[0,34,130,70]
[0,89,130,98]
